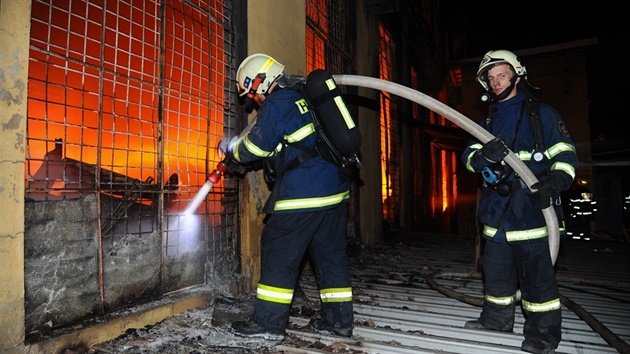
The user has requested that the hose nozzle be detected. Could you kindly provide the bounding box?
[208,161,228,184]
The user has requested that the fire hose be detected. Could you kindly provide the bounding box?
[333,74,630,353]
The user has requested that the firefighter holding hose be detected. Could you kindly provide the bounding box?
[219,53,354,342]
[461,50,579,353]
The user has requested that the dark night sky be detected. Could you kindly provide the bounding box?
[445,3,607,58]
[444,2,628,152]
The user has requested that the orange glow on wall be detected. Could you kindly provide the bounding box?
[379,23,392,208]
[451,152,458,207]
[26,0,228,214]
[441,149,448,211]
[306,0,327,72]
[429,84,458,215]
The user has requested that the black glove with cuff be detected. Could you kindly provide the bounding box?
[222,156,247,176]
[527,171,572,209]
[472,137,509,168]
[480,137,509,163]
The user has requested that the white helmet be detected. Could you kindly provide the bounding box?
[236,53,286,97]
[476,50,527,91]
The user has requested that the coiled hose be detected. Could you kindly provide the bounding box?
[334,75,630,353]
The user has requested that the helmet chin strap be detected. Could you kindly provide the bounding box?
[488,75,518,101]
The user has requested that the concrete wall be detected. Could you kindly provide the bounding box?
[0,0,30,351]
[238,0,307,290]
[24,195,101,332]
[354,1,383,244]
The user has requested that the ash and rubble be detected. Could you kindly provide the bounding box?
[89,235,370,354]
[91,292,283,353]
[90,276,363,354]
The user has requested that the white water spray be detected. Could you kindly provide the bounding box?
[184,180,213,214]
[183,160,228,214]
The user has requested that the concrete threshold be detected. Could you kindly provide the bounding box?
[24,291,213,354]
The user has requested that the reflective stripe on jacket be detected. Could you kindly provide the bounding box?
[232,88,350,213]
[461,91,579,242]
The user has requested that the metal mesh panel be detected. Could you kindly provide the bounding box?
[24,0,239,334]
[305,0,351,74]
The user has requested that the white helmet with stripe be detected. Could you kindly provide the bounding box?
[476,49,527,91]
[236,53,286,97]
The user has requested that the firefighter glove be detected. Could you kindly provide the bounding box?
[527,172,570,209]
[218,137,235,156]
[222,156,247,176]
[218,137,246,175]
[479,137,509,164]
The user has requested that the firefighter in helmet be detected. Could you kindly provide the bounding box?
[222,53,354,341]
[461,49,580,353]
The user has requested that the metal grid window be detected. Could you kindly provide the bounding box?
[306,0,358,226]
[24,0,239,337]
[306,0,351,74]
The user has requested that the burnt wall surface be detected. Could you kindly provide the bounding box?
[24,193,208,340]
[24,194,100,337]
